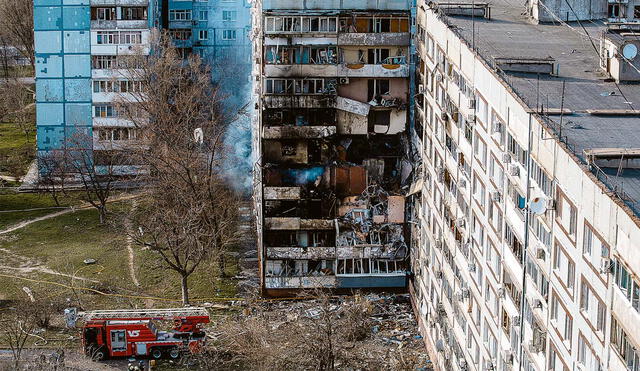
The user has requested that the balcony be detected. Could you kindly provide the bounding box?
[265,275,336,289]
[262,125,337,139]
[338,63,409,78]
[263,95,336,109]
[338,32,410,46]
[264,187,301,200]
[264,64,338,78]
[169,20,195,29]
[264,217,335,230]
[267,247,336,260]
[91,0,148,5]
[91,20,148,29]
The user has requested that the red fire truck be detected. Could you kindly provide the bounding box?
[72,307,210,360]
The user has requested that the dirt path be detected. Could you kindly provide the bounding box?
[0,248,99,283]
[0,194,141,236]
[124,200,140,287]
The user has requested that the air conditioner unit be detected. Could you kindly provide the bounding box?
[536,246,546,260]
[459,179,467,188]
[501,152,511,163]
[435,270,443,279]
[532,298,543,309]
[465,113,476,122]
[512,315,521,325]
[485,360,495,371]
[546,199,556,210]
[440,111,449,120]
[468,263,476,272]
[599,258,613,274]
[456,218,466,228]
[504,351,514,365]
[490,191,501,202]
[418,84,425,94]
[468,98,476,109]
[455,292,464,302]
[435,72,443,82]
[508,164,520,176]
[497,287,505,298]
[461,287,470,299]
[435,238,443,249]
[459,358,468,369]
[492,122,502,133]
[338,77,349,85]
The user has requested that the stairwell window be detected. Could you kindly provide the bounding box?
[222,11,237,21]
[222,30,237,40]
[556,189,577,240]
[553,242,575,295]
[170,10,192,21]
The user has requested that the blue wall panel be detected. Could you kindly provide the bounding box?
[34,31,62,54]
[35,0,91,159]
[35,55,63,78]
[36,79,64,102]
[34,7,62,29]
[64,80,92,102]
[63,55,91,77]
[62,6,90,29]
[63,31,90,53]
[65,104,92,126]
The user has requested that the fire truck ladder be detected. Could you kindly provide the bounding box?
[78,307,209,321]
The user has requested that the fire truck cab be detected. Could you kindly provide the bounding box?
[76,308,210,360]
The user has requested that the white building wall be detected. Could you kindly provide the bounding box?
[413,4,640,371]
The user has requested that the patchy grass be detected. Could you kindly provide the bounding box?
[0,122,36,178]
[0,191,77,230]
[0,199,240,307]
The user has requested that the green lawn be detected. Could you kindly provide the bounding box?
[0,200,240,308]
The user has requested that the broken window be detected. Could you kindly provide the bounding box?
[265,16,338,33]
[281,141,297,156]
[367,79,390,101]
[367,48,390,64]
[121,7,147,20]
[91,7,116,21]
[608,4,623,17]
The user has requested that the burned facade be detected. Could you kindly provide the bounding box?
[252,0,414,294]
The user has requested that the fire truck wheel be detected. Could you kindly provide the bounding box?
[151,348,163,360]
[168,347,181,359]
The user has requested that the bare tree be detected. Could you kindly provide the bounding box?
[119,33,242,304]
[35,151,67,206]
[0,0,35,68]
[54,132,118,224]
[0,303,39,368]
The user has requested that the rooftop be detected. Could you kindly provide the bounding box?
[433,0,640,215]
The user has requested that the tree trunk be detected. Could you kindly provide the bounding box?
[217,253,226,278]
[98,204,107,224]
[181,274,189,305]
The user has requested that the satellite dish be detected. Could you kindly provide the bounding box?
[194,128,204,144]
[622,44,638,60]
[528,196,547,215]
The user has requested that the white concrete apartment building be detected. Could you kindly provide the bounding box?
[409,1,640,371]
[90,1,153,173]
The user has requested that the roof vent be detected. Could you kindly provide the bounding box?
[435,2,491,19]
[493,57,557,75]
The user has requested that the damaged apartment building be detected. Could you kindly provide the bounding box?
[251,0,415,294]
